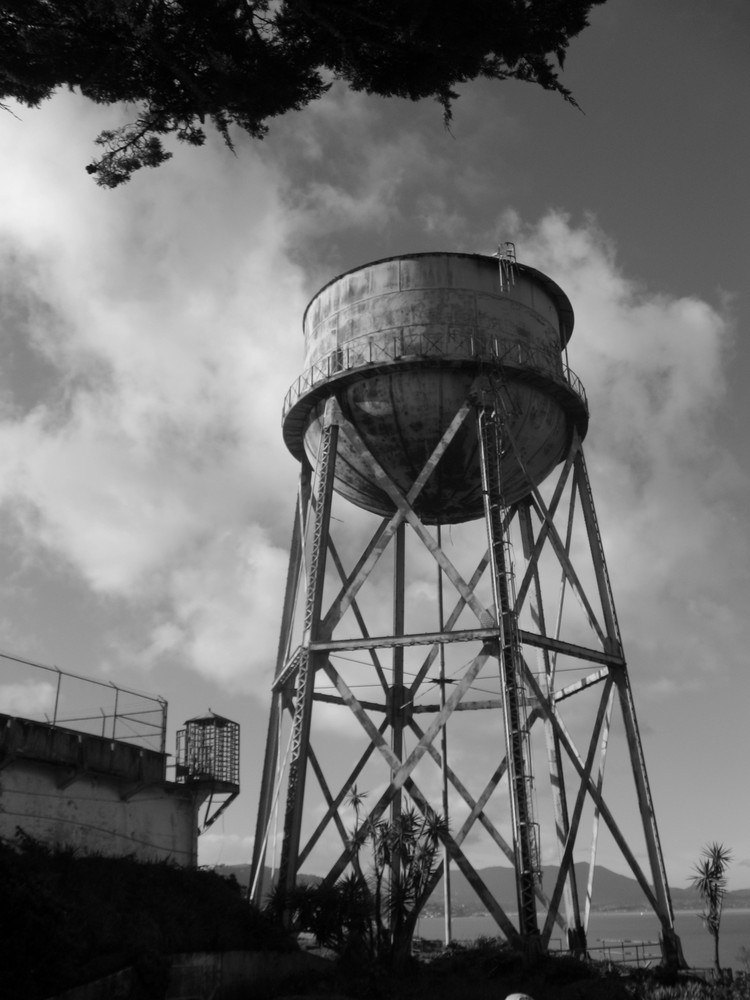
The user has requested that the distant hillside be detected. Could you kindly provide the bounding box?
[432,864,651,914]
[217,862,750,914]
[420,863,655,915]
[218,865,319,897]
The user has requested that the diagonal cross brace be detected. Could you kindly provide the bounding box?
[521,663,665,919]
[322,398,495,636]
[323,646,494,795]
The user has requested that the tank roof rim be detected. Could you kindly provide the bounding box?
[281,357,588,462]
[182,712,236,725]
[302,252,575,345]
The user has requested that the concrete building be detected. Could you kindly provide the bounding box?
[0,712,199,864]
[0,660,239,865]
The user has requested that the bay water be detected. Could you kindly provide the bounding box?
[415,909,750,972]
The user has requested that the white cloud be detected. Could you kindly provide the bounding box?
[151,526,289,689]
[260,82,494,276]
[0,680,55,717]
[0,93,305,690]
[0,90,745,731]
[493,210,747,689]
[199,831,254,868]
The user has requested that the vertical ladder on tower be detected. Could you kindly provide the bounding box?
[477,377,541,942]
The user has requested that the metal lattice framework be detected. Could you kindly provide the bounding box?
[250,377,684,966]
[176,712,240,832]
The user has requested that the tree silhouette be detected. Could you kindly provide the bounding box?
[1,0,604,186]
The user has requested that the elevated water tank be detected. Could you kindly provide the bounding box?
[283,253,588,524]
[176,712,239,790]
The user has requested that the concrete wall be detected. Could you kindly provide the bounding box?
[0,715,199,864]
[167,950,333,999]
[48,950,333,1000]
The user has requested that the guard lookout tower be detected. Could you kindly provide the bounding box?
[250,250,682,965]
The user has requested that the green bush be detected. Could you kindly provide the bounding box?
[0,832,294,999]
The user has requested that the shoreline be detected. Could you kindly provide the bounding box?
[418,907,750,918]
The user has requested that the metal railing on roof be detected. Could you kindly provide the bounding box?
[282,329,587,421]
[0,650,167,754]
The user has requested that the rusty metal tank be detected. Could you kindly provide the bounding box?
[282,253,588,524]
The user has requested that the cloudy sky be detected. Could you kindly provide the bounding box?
[0,0,748,892]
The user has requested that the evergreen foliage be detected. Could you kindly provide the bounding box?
[0,0,604,186]
[0,831,293,1000]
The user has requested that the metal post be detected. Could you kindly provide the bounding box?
[437,524,452,945]
[159,698,168,757]
[389,521,406,925]
[575,449,681,963]
[111,684,119,740]
[517,499,584,954]
[53,668,62,728]
[250,467,311,905]
[277,405,339,917]
[477,397,540,945]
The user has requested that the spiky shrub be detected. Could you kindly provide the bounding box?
[275,791,447,969]
[359,806,449,967]
[690,842,732,976]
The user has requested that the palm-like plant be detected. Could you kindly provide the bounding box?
[365,807,448,966]
[689,842,732,975]
[276,791,447,968]
[343,790,448,967]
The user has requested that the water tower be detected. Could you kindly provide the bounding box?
[176,712,240,831]
[250,250,683,964]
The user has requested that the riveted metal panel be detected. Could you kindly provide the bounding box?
[286,253,586,522]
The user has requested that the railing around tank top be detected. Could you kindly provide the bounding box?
[282,328,587,421]
[0,649,167,753]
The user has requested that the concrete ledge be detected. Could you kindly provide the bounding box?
[168,950,334,999]
[0,714,166,785]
